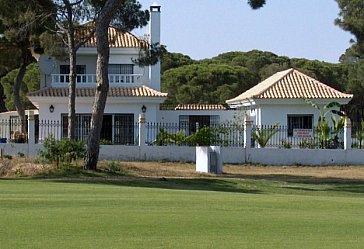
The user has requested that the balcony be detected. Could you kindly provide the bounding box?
[51,74,143,87]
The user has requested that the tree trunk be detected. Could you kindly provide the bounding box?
[13,46,31,133]
[68,48,77,140]
[65,0,77,140]
[83,0,123,170]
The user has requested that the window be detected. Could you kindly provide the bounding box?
[287,114,313,136]
[108,64,133,74]
[62,114,135,144]
[59,65,86,83]
[179,115,220,135]
[62,114,91,141]
[114,114,134,144]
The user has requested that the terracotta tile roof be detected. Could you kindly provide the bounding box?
[76,24,146,48]
[27,86,167,98]
[174,104,226,110]
[226,68,353,103]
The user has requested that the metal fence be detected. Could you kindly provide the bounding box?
[36,119,139,145]
[252,125,344,149]
[146,122,245,147]
[351,122,364,149]
[0,118,353,149]
[0,119,26,143]
[37,120,62,143]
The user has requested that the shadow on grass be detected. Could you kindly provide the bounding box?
[41,176,262,194]
[4,166,364,195]
[20,166,261,194]
[222,173,364,195]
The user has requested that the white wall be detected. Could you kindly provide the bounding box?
[158,110,236,124]
[251,100,341,126]
[3,142,364,166]
[40,51,150,88]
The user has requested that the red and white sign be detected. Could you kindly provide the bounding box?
[293,129,313,138]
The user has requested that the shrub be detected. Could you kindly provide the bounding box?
[105,161,128,175]
[281,140,292,149]
[38,136,85,167]
[186,126,212,146]
[100,139,112,145]
[252,124,278,148]
[155,128,187,146]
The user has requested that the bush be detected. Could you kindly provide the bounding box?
[155,128,187,146]
[38,136,85,167]
[105,161,128,175]
[186,126,213,146]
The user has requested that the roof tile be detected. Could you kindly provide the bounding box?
[77,25,146,48]
[27,86,167,98]
[226,68,353,103]
[174,104,226,110]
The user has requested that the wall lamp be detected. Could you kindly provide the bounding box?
[141,105,147,113]
[49,105,55,113]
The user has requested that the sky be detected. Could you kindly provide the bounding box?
[134,0,354,63]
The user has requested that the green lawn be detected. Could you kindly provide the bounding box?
[1,177,364,249]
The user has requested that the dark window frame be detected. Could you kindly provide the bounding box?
[287,114,313,137]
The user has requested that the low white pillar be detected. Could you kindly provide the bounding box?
[244,116,253,148]
[196,146,223,174]
[344,117,352,150]
[27,111,35,145]
[138,113,146,146]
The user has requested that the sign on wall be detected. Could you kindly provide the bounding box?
[293,129,313,138]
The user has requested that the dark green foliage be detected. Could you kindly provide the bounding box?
[335,0,364,58]
[162,62,258,104]
[154,126,214,146]
[247,0,266,9]
[38,136,86,167]
[133,42,167,67]
[105,161,128,175]
[111,0,149,32]
[161,52,194,72]
[252,124,279,148]
[1,63,40,111]
[306,100,346,149]
[185,126,214,146]
[155,128,187,146]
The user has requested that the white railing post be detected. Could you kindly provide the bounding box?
[344,116,352,150]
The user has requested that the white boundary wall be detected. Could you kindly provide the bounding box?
[2,143,364,166]
[1,113,363,166]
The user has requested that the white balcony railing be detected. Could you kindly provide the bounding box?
[51,74,143,86]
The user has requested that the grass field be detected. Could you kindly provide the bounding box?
[1,162,364,248]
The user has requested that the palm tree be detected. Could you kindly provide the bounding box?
[252,124,278,148]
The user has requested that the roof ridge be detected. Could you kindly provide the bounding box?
[226,68,353,104]
[27,86,168,98]
[255,68,294,97]
[290,69,353,98]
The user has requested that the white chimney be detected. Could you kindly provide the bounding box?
[149,2,161,91]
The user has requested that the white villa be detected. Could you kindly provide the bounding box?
[226,68,353,132]
[0,4,354,146]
